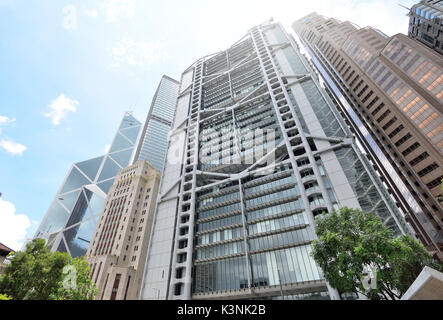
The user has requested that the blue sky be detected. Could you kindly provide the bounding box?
[0,0,417,250]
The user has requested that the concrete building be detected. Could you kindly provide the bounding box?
[133,75,180,171]
[401,266,443,300]
[140,20,411,300]
[408,0,443,55]
[32,113,143,257]
[293,13,443,256]
[85,160,161,300]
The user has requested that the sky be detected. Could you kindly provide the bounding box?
[0,0,417,251]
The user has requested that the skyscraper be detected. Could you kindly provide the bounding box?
[293,12,443,257]
[133,75,180,171]
[85,160,161,300]
[33,75,179,257]
[408,0,443,55]
[140,20,411,300]
[33,113,143,257]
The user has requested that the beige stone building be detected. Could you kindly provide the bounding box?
[293,13,443,256]
[85,160,161,300]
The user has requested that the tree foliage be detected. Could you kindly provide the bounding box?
[0,293,11,300]
[0,239,97,300]
[50,257,98,300]
[311,207,442,300]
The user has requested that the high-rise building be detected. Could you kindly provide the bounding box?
[133,75,180,171]
[140,20,411,300]
[33,75,179,257]
[32,113,143,257]
[408,0,443,55]
[293,13,443,256]
[85,160,161,300]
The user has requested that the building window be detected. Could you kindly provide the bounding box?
[409,152,429,166]
[110,274,121,300]
[402,142,421,157]
[417,162,439,177]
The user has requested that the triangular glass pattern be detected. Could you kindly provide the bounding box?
[37,202,70,235]
[120,126,140,144]
[64,218,96,258]
[97,157,121,182]
[75,156,104,182]
[57,190,80,212]
[109,148,133,168]
[110,133,133,153]
[60,167,91,194]
[97,179,115,194]
[57,238,68,253]
[65,190,93,228]
[88,192,106,216]
[120,114,141,130]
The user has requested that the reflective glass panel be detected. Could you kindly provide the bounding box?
[120,126,140,144]
[64,218,96,257]
[37,202,70,235]
[60,167,91,194]
[57,190,80,212]
[110,133,133,153]
[75,156,104,182]
[97,157,121,181]
[109,149,133,168]
[65,190,93,227]
[119,114,141,130]
[57,238,68,253]
[87,192,106,216]
[97,179,115,194]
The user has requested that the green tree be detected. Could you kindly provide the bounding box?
[311,207,441,300]
[0,239,97,300]
[50,257,98,300]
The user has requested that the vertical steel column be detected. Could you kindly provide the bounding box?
[168,60,204,299]
[249,24,340,299]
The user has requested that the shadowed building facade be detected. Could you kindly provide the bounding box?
[293,12,443,257]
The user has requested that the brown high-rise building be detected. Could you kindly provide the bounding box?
[293,13,443,256]
[85,160,161,300]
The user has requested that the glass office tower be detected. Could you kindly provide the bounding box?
[33,113,142,257]
[133,75,180,171]
[140,20,412,300]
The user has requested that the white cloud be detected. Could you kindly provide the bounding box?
[112,38,167,68]
[0,115,16,125]
[104,144,111,153]
[85,8,98,19]
[101,0,134,22]
[0,139,27,156]
[61,5,77,30]
[0,198,31,251]
[44,94,79,126]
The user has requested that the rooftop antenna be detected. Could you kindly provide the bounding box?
[398,3,411,14]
